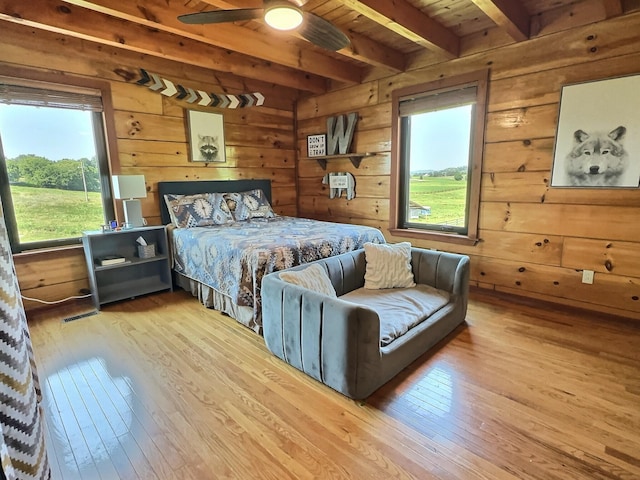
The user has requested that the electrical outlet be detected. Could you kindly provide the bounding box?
[582,270,594,284]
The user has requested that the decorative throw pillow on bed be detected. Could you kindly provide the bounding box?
[224,189,275,221]
[279,264,337,298]
[363,241,416,289]
[164,193,233,228]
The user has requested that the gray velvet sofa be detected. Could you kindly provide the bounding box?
[261,247,470,400]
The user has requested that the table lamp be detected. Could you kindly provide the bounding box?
[112,175,147,228]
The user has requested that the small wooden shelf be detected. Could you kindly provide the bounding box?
[93,254,169,272]
[99,277,172,305]
[304,152,377,170]
[82,226,173,309]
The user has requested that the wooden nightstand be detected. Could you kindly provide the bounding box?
[82,226,172,310]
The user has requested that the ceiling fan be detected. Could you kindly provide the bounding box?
[178,0,350,51]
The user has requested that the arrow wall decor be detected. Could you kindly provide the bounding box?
[134,69,265,108]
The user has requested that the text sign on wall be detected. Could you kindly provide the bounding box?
[307,134,327,157]
[329,174,349,188]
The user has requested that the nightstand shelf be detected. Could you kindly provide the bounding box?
[82,226,173,309]
[93,254,169,272]
[98,277,172,305]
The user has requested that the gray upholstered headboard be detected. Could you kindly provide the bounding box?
[158,179,272,225]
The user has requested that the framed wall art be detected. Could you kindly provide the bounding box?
[187,110,226,163]
[307,134,327,157]
[550,74,640,188]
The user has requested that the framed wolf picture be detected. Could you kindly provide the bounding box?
[187,110,226,163]
[551,74,640,188]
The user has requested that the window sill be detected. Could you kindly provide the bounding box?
[389,228,479,246]
[13,243,83,259]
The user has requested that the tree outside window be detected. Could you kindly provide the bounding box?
[0,79,115,253]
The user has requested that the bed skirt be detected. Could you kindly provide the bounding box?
[175,273,260,333]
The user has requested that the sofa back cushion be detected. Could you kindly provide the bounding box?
[363,242,416,289]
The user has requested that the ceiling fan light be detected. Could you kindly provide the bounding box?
[264,5,303,30]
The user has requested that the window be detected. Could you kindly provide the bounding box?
[390,70,488,245]
[0,75,116,253]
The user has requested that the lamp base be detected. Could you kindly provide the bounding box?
[123,199,144,228]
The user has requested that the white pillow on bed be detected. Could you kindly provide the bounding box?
[279,264,337,298]
[164,193,233,228]
[363,242,416,290]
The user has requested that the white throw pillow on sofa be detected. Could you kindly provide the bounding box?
[363,242,416,289]
[279,263,337,298]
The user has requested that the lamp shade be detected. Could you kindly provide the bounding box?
[112,175,147,199]
[264,4,303,30]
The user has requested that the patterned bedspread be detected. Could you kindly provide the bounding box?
[171,216,385,325]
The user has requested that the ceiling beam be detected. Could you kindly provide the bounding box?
[63,0,364,84]
[189,0,406,72]
[340,0,460,58]
[469,0,530,42]
[0,0,328,93]
[602,0,623,17]
[197,0,262,9]
[342,30,405,72]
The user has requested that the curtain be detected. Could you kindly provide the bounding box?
[398,84,477,116]
[0,197,50,479]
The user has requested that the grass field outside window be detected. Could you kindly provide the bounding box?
[408,176,467,226]
[10,185,105,242]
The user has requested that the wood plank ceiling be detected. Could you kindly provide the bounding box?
[0,0,629,95]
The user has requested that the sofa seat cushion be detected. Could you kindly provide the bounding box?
[341,285,451,346]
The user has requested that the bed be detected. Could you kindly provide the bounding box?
[158,179,386,333]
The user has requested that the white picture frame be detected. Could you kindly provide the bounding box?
[550,74,640,188]
[187,110,226,163]
[307,134,327,157]
[329,174,349,188]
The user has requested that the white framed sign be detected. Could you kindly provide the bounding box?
[307,134,326,157]
[329,174,349,188]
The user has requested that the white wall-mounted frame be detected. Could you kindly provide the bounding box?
[551,74,640,188]
[187,110,226,163]
[307,134,326,157]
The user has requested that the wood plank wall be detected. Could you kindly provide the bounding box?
[0,23,297,312]
[296,5,640,321]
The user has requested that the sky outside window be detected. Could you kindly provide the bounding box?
[0,104,96,160]
[408,104,473,173]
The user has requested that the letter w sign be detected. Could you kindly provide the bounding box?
[326,112,358,155]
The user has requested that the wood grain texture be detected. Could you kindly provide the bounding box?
[469,0,530,41]
[26,289,640,479]
[480,202,640,242]
[4,4,640,322]
[296,12,640,321]
[561,237,640,277]
[1,22,298,312]
[483,139,554,173]
[470,255,640,318]
[0,0,329,93]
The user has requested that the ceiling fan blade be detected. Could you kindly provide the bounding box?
[178,9,263,25]
[299,13,350,51]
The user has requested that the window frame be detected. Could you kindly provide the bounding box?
[390,69,489,246]
[0,67,119,253]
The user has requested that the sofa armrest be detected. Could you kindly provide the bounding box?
[262,273,381,399]
[411,248,470,297]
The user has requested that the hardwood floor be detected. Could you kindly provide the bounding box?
[27,289,640,480]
